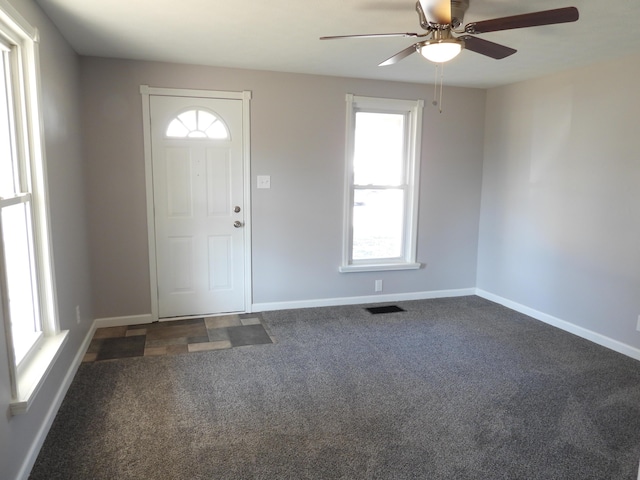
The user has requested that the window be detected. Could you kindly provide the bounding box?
[1,1,66,414]
[166,109,229,139]
[340,95,423,272]
[1,42,43,365]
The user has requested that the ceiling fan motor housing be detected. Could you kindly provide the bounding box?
[450,0,470,28]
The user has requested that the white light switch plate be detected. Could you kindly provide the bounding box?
[257,175,271,189]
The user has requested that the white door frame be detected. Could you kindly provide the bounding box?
[140,85,252,321]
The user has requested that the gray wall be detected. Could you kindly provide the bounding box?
[0,0,93,478]
[477,52,640,350]
[80,58,487,318]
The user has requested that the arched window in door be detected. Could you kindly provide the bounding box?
[166,109,229,139]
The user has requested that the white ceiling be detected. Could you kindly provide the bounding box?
[36,0,640,88]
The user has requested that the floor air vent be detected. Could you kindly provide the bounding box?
[366,305,406,315]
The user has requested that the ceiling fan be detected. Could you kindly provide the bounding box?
[321,0,579,65]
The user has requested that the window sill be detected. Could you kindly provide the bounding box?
[10,331,69,415]
[339,263,421,273]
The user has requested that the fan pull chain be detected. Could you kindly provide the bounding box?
[438,63,444,113]
[433,65,438,105]
[432,63,444,114]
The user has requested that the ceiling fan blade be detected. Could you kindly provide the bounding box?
[459,35,516,59]
[379,44,419,66]
[464,6,579,34]
[419,0,451,25]
[320,32,424,40]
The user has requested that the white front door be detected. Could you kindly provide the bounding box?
[149,94,246,318]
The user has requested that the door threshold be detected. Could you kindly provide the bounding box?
[158,311,247,322]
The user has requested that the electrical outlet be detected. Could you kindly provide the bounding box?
[76,305,81,325]
[375,280,383,292]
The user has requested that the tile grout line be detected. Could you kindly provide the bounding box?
[84,313,273,363]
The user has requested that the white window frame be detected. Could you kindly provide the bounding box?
[340,94,423,273]
[0,0,67,415]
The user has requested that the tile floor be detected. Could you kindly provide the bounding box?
[83,313,273,362]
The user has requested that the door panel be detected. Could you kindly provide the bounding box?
[150,95,245,317]
[208,235,232,289]
[206,148,231,216]
[169,237,194,292]
[166,148,193,217]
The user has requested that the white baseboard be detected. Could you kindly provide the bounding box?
[92,290,478,325]
[252,288,476,312]
[476,289,640,362]
[94,313,154,328]
[17,321,98,480]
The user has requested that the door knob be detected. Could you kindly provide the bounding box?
[233,221,244,228]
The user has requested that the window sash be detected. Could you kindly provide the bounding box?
[353,110,407,187]
[0,196,43,364]
[351,186,407,264]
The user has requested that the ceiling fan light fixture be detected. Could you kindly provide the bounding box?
[419,39,463,63]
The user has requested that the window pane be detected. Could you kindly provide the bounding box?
[205,121,228,139]
[177,110,197,131]
[0,51,17,197]
[352,189,405,260]
[166,109,229,139]
[166,119,189,138]
[1,201,41,363]
[196,110,215,131]
[353,112,405,186]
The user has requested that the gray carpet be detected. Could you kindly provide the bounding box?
[30,296,640,479]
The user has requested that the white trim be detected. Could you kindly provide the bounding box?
[140,85,252,320]
[15,321,97,480]
[252,288,475,312]
[0,192,30,207]
[342,94,355,268]
[94,313,154,329]
[10,331,68,414]
[476,289,640,362]
[407,99,423,263]
[339,262,421,273]
[0,0,37,41]
[242,90,253,312]
[140,87,158,322]
[140,85,245,100]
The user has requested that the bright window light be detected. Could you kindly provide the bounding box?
[166,109,229,139]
